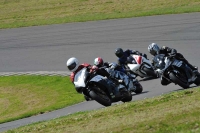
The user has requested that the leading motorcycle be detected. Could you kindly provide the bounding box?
[73,67,132,106]
[153,54,200,89]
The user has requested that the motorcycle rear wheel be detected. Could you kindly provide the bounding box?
[133,83,143,94]
[89,90,112,107]
[169,72,189,89]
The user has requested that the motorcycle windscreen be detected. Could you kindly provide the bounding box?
[153,54,166,69]
[127,55,137,64]
[74,67,87,88]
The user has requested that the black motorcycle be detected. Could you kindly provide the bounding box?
[73,67,132,106]
[106,66,143,94]
[153,54,200,89]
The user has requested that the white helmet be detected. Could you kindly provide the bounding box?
[66,57,79,72]
[148,43,160,56]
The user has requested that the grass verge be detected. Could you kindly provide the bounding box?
[0,0,200,29]
[4,87,200,133]
[0,75,84,124]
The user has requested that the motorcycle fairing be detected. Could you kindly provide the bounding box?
[128,54,154,77]
[163,57,197,83]
[74,67,88,88]
[90,75,105,82]
[128,62,152,77]
[133,55,142,64]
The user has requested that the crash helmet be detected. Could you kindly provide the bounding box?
[94,57,104,67]
[66,57,79,72]
[115,48,124,58]
[148,43,160,56]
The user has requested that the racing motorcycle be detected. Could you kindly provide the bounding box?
[126,54,157,78]
[105,63,143,94]
[153,54,200,89]
[73,67,132,107]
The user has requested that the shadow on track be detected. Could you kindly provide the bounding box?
[132,91,149,96]
[170,84,199,92]
[138,77,159,82]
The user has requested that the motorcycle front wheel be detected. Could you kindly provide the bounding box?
[133,82,143,94]
[89,89,112,107]
[169,72,189,89]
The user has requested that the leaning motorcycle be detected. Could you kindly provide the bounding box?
[73,67,132,107]
[105,65,143,94]
[153,54,200,89]
[126,54,157,78]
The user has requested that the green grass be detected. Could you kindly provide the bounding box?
[4,88,200,133]
[0,75,84,124]
[0,0,200,29]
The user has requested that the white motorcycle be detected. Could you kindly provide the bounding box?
[73,67,132,107]
[126,54,157,78]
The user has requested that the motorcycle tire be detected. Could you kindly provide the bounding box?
[169,72,189,89]
[84,95,92,101]
[133,83,143,94]
[194,75,200,86]
[143,67,157,78]
[89,90,112,107]
[121,91,132,103]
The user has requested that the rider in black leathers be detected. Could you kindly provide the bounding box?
[148,43,199,85]
[115,48,147,66]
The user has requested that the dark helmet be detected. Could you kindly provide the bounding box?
[115,48,124,58]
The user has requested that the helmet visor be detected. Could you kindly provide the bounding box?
[116,52,124,58]
[68,62,76,71]
[150,50,156,56]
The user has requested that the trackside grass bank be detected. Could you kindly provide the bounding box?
[0,75,84,124]
[0,0,200,29]
[4,87,200,133]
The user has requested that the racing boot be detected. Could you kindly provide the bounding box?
[127,80,136,92]
[190,65,200,76]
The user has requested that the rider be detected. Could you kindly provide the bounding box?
[66,57,91,83]
[148,43,198,72]
[93,57,135,91]
[115,48,147,66]
[148,43,199,85]
[66,57,117,98]
[93,57,125,73]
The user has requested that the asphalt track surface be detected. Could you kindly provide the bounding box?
[0,12,200,132]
